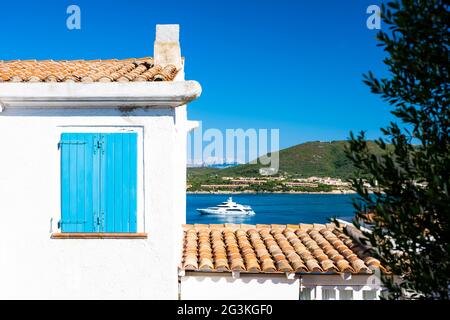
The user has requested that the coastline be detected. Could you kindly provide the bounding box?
[187,190,358,195]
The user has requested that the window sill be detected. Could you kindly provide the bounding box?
[51,233,148,239]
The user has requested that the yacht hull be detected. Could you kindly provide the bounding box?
[196,209,255,216]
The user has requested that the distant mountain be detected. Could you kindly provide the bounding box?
[187,140,384,179]
[206,162,241,169]
[187,157,243,168]
[188,162,241,169]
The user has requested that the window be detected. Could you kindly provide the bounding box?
[339,289,354,300]
[363,289,378,300]
[300,287,313,300]
[322,288,336,300]
[59,132,137,233]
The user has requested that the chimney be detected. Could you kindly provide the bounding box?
[154,24,183,73]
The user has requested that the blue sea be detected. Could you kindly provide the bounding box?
[187,193,358,225]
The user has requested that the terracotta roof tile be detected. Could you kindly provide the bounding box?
[181,223,387,275]
[0,57,179,83]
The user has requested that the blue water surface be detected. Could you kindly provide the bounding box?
[187,193,358,225]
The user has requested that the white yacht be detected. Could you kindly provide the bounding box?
[196,197,255,216]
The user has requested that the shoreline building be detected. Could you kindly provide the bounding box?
[0,24,200,299]
[179,222,389,300]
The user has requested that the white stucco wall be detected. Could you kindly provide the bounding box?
[180,273,383,300]
[180,274,300,300]
[0,107,188,299]
[300,274,383,300]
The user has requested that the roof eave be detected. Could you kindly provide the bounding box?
[0,80,201,110]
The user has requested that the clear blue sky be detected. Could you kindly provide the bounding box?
[0,0,392,151]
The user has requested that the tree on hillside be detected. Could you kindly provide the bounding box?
[343,0,449,299]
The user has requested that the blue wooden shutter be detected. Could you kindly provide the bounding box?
[60,133,98,232]
[60,132,137,233]
[102,133,138,232]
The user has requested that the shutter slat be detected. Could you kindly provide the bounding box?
[68,133,78,232]
[122,134,131,232]
[113,134,123,232]
[75,133,85,232]
[99,134,107,232]
[129,133,138,233]
[92,134,101,232]
[84,134,95,232]
[60,133,71,232]
[105,134,115,232]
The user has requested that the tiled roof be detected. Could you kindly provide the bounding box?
[0,57,179,83]
[182,223,387,275]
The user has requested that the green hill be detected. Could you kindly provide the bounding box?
[188,140,383,180]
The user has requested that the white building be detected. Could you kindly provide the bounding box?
[0,24,389,300]
[179,223,390,300]
[0,24,201,299]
